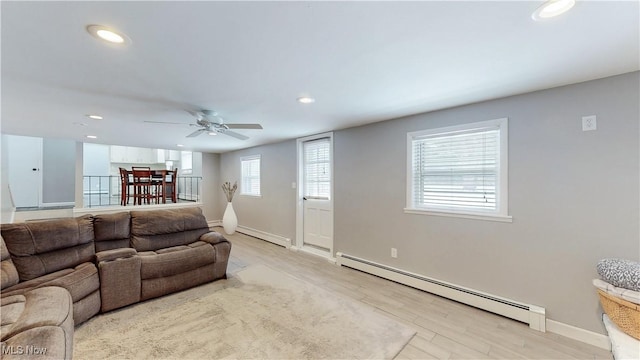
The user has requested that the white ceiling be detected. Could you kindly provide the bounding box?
[1,1,638,153]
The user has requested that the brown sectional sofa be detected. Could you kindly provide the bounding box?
[0,207,231,359]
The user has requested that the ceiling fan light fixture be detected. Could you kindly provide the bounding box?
[532,0,575,21]
[208,131,217,136]
[86,25,131,45]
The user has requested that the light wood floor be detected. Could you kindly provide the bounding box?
[217,228,613,360]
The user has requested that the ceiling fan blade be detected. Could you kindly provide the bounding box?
[185,109,201,118]
[144,120,187,125]
[224,123,263,129]
[220,130,249,140]
[186,129,206,138]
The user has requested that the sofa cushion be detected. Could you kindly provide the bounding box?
[130,208,210,251]
[1,216,95,281]
[1,286,72,341]
[139,244,215,279]
[0,286,73,360]
[1,236,19,290]
[1,295,25,333]
[1,263,99,303]
[93,212,131,252]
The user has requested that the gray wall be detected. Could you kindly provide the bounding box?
[42,138,76,204]
[1,135,13,222]
[219,140,297,240]
[201,152,222,221]
[334,72,639,334]
[218,71,639,335]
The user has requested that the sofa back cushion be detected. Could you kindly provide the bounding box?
[1,236,19,290]
[130,208,209,252]
[1,215,95,281]
[93,212,131,252]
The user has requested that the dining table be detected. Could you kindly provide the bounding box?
[126,169,177,204]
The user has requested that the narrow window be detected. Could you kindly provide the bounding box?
[241,155,261,196]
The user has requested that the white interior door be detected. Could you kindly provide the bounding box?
[7,135,42,207]
[300,135,333,254]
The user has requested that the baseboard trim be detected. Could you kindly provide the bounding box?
[290,245,337,264]
[208,220,222,228]
[40,201,75,208]
[546,319,611,350]
[234,225,292,249]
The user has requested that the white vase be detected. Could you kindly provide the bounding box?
[222,202,238,235]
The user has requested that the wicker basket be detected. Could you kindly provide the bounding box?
[597,289,640,340]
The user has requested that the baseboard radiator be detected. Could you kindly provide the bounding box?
[335,252,546,332]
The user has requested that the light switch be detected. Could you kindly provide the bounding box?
[291,182,296,189]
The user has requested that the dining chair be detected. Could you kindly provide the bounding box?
[164,168,178,203]
[131,167,154,205]
[150,170,166,203]
[118,167,133,206]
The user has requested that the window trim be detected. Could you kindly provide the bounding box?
[240,154,261,197]
[405,118,512,222]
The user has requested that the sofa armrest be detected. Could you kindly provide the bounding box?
[199,231,227,245]
[97,250,141,313]
[96,248,137,263]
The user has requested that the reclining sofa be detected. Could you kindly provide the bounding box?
[0,207,231,359]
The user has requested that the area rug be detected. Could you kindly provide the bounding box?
[74,264,415,359]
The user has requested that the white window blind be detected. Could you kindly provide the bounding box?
[303,138,331,200]
[241,155,261,196]
[407,118,508,218]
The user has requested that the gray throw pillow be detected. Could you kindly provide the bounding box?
[597,258,640,292]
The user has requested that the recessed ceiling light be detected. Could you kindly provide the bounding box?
[176,144,184,147]
[532,0,576,21]
[86,25,131,45]
[86,135,97,139]
[87,114,103,120]
[208,131,217,136]
[297,96,315,104]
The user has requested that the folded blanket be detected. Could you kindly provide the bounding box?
[603,314,640,360]
[593,278,640,305]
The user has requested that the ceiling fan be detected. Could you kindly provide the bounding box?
[145,110,263,140]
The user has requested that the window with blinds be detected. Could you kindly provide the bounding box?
[303,138,331,200]
[240,155,261,196]
[407,118,509,218]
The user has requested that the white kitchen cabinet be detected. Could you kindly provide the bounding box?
[155,149,166,163]
[166,150,181,161]
[110,146,128,163]
[110,146,156,164]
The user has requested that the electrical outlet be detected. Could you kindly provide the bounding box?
[582,115,597,131]
[391,248,398,258]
